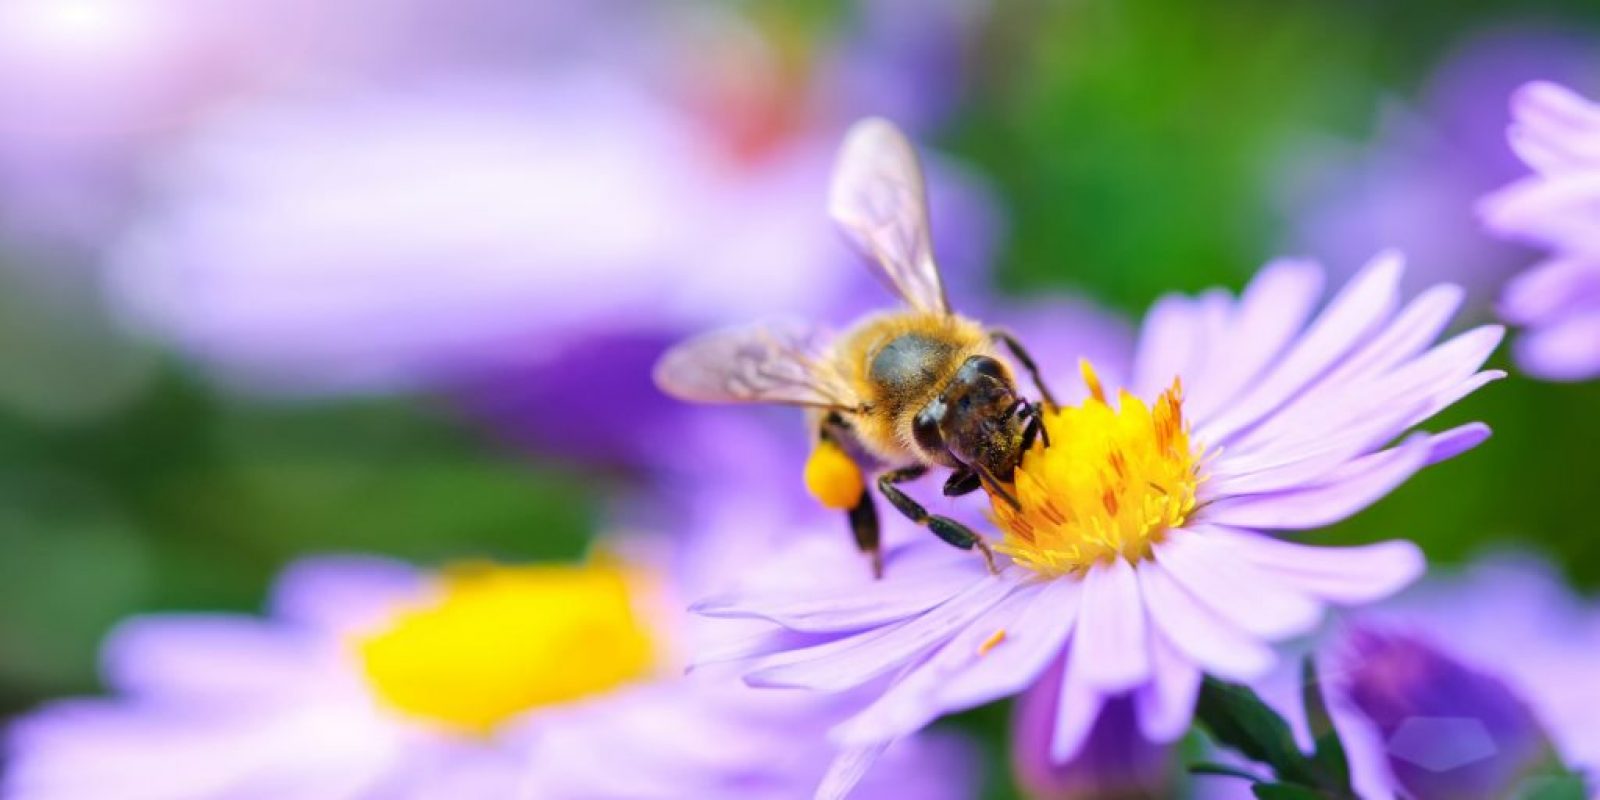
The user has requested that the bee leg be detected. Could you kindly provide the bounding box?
[1019,404,1050,451]
[848,492,884,579]
[942,468,981,497]
[878,466,999,574]
[990,329,1058,409]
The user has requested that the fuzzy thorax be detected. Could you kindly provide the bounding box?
[992,361,1202,576]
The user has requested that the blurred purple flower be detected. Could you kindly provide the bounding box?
[1481,81,1600,380]
[96,3,999,468]
[693,253,1500,798]
[1276,26,1600,311]
[1338,630,1554,800]
[5,549,978,799]
[1012,672,1173,800]
[1199,556,1600,800]
[1328,556,1600,799]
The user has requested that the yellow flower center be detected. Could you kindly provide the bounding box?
[358,561,656,736]
[992,361,1203,576]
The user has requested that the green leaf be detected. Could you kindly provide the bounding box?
[1197,676,1319,787]
[1302,658,1352,794]
[1189,762,1265,783]
[1520,772,1590,800]
[1252,784,1326,800]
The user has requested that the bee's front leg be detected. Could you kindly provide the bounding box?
[942,468,981,497]
[877,466,998,574]
[990,329,1057,410]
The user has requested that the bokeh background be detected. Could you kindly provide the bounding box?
[2,0,1598,796]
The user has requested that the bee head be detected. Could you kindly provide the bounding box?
[914,355,1028,479]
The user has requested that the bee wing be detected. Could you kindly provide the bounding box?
[828,117,949,315]
[653,320,861,410]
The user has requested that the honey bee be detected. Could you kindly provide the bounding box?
[654,118,1056,577]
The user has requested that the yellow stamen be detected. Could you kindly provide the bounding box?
[805,439,865,510]
[358,561,656,736]
[992,361,1202,576]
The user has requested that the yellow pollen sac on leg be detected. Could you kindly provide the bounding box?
[992,361,1202,576]
[805,439,865,510]
[358,561,656,736]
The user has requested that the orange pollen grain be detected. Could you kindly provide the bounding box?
[978,630,1007,656]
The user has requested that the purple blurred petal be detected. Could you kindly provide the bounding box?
[1515,310,1600,380]
[101,615,323,700]
[1015,688,1173,800]
[1499,257,1600,323]
[269,554,427,636]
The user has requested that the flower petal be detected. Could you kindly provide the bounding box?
[1201,434,1432,531]
[1202,526,1425,605]
[1185,259,1324,422]
[745,573,1019,692]
[1153,527,1321,640]
[935,577,1084,709]
[832,586,1046,746]
[269,555,427,636]
[814,742,892,800]
[1515,309,1600,381]
[102,616,321,699]
[1132,295,1204,398]
[1319,282,1465,389]
[1071,559,1151,692]
[1136,560,1275,680]
[1135,628,1202,742]
[1422,422,1491,466]
[1507,81,1600,174]
[1051,648,1108,762]
[1499,257,1600,324]
[1197,251,1402,445]
[691,562,970,633]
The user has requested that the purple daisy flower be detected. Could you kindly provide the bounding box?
[5,549,978,799]
[1481,80,1600,380]
[1199,555,1600,800]
[695,252,1502,797]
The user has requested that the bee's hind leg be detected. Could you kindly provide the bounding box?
[990,329,1058,410]
[847,492,884,579]
[878,466,998,574]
